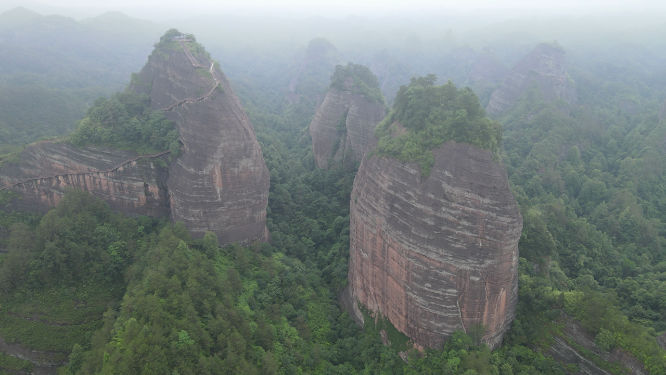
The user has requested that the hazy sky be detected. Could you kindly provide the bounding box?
[2,0,666,20]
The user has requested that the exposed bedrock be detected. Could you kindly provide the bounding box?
[0,141,169,217]
[132,41,270,245]
[486,43,576,116]
[348,140,522,349]
[310,86,386,169]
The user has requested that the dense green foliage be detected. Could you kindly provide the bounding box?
[373,75,502,176]
[329,63,384,104]
[69,92,180,156]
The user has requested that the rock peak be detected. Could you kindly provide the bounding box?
[486,42,576,117]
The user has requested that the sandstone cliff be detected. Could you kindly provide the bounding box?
[0,32,270,246]
[348,140,522,350]
[0,141,169,217]
[309,67,386,169]
[486,42,576,117]
[131,35,270,244]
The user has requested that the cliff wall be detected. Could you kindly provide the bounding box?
[310,86,385,169]
[0,141,169,217]
[486,43,576,117]
[349,140,522,349]
[0,36,270,246]
[132,40,270,244]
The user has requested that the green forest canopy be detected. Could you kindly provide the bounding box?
[329,63,384,104]
[373,75,502,176]
[69,91,180,156]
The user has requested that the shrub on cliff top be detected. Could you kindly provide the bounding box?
[330,62,385,104]
[69,91,179,156]
[373,75,502,176]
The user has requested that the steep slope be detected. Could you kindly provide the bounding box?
[0,30,270,246]
[486,42,576,117]
[348,78,522,350]
[0,141,169,217]
[131,31,270,244]
[309,63,386,169]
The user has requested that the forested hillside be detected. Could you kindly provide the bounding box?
[0,8,665,375]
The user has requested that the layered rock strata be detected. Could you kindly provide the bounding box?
[348,140,522,349]
[0,141,169,217]
[0,36,270,246]
[310,83,386,169]
[132,39,270,244]
[486,43,576,116]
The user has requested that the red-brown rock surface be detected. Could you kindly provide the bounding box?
[0,35,270,246]
[310,83,386,169]
[348,140,522,349]
[0,141,169,217]
[131,38,270,245]
[486,43,576,116]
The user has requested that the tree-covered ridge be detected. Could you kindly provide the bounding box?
[69,92,180,156]
[373,75,502,176]
[329,63,385,104]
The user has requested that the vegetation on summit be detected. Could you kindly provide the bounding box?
[69,92,180,156]
[373,75,502,176]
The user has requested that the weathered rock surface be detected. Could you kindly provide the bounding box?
[310,84,386,169]
[659,100,666,123]
[0,36,270,246]
[131,39,270,244]
[486,43,576,117]
[0,141,170,217]
[468,50,507,84]
[348,139,522,349]
[657,332,666,350]
[547,317,647,375]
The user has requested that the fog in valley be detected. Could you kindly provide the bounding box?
[1,0,666,374]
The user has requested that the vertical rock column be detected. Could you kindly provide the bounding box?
[349,141,522,349]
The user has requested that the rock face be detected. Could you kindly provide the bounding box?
[0,141,170,217]
[310,83,386,169]
[486,43,576,117]
[0,35,270,246]
[348,140,522,350]
[131,38,270,245]
[659,101,666,124]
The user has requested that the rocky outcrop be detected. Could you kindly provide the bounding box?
[310,81,386,169]
[468,50,507,84]
[486,43,576,116]
[131,37,270,245]
[547,317,647,375]
[0,141,170,217]
[0,34,270,246]
[348,139,522,350]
